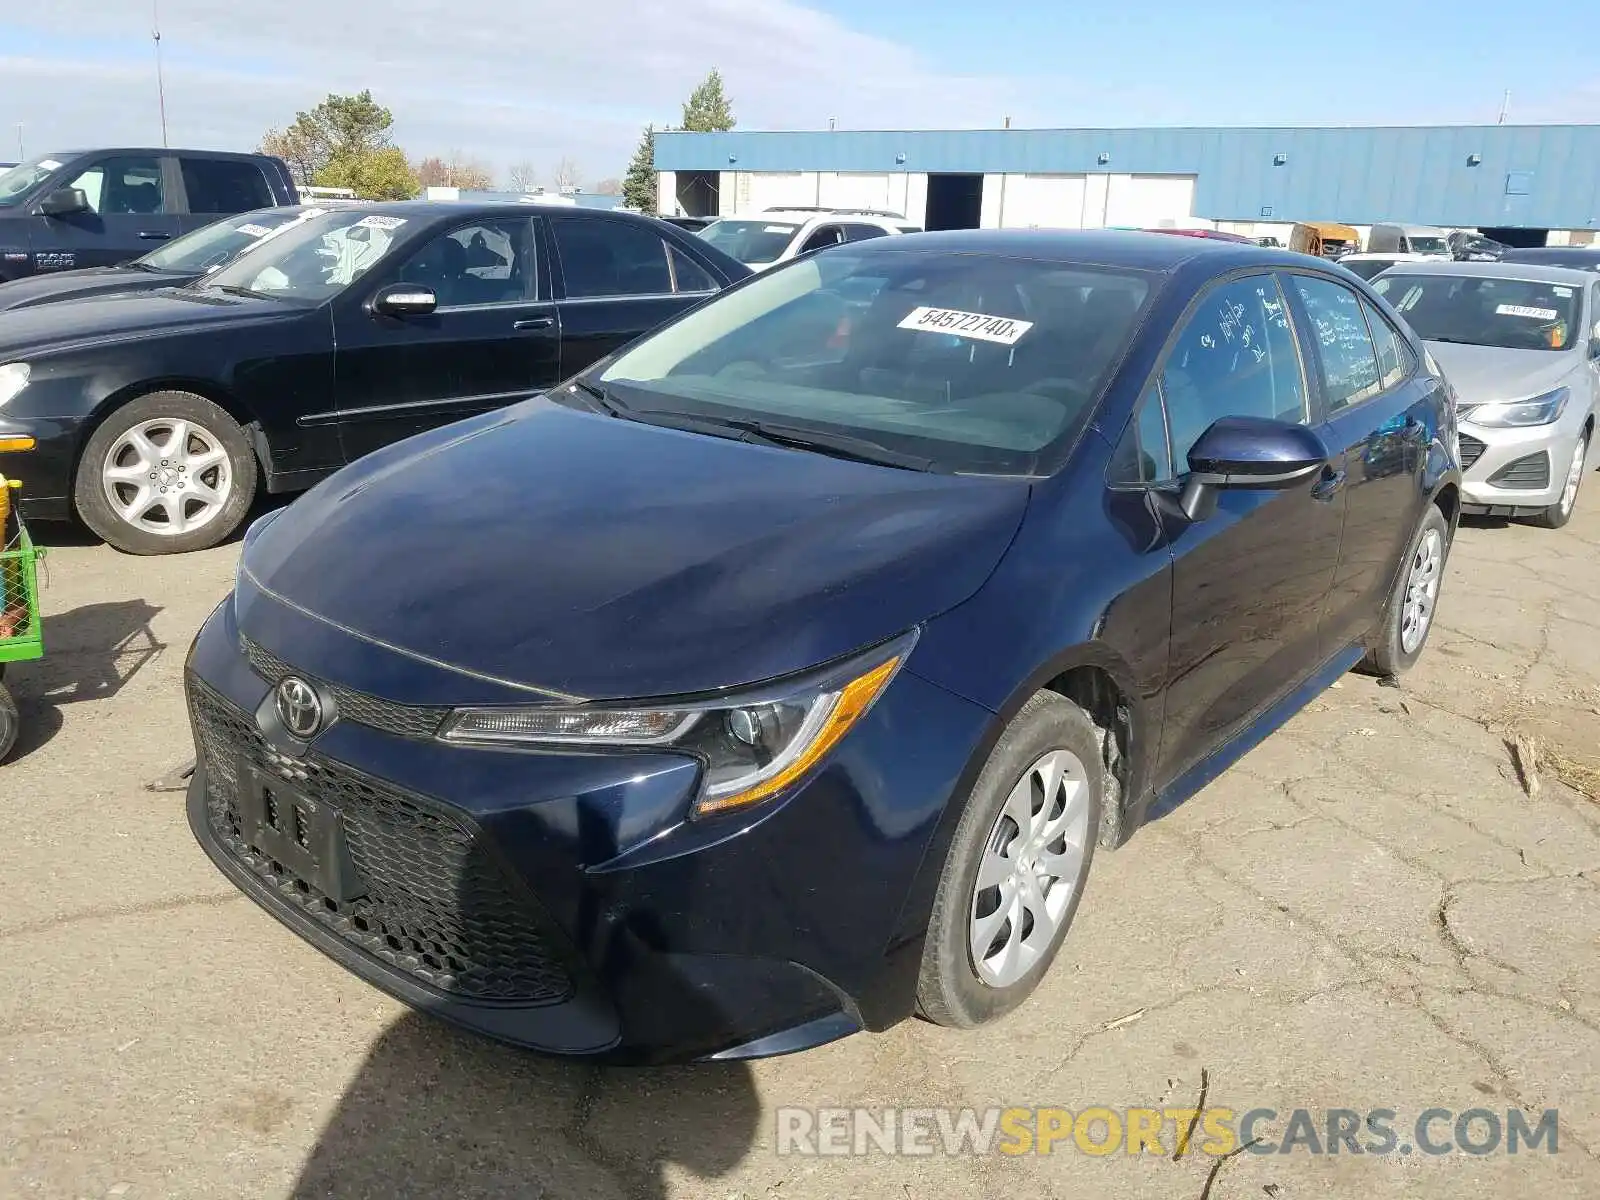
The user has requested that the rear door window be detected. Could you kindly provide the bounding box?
[553,218,674,298]
[1288,275,1383,412]
[67,155,166,215]
[842,223,890,243]
[1160,273,1309,466]
[798,224,847,254]
[180,157,274,214]
[1360,298,1409,390]
[667,245,719,294]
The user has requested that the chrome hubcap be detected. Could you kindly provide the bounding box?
[102,418,232,537]
[969,748,1091,988]
[1400,527,1443,654]
[1558,433,1587,516]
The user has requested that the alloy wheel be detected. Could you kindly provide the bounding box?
[1399,527,1444,654]
[969,748,1091,988]
[101,417,233,537]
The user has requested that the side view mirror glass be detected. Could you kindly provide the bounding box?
[370,283,437,318]
[39,187,89,217]
[1179,416,1329,520]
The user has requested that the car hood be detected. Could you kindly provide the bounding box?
[240,399,1031,701]
[1424,340,1576,405]
[0,265,195,311]
[0,286,298,356]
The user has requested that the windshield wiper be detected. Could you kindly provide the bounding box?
[628,407,936,472]
[566,378,631,418]
[205,283,274,300]
[1426,336,1483,346]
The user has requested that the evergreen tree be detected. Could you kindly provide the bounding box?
[622,125,658,214]
[680,70,735,132]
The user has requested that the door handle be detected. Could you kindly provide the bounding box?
[137,231,171,240]
[513,316,554,331]
[1311,468,1347,502]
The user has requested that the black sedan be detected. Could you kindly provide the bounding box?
[0,204,354,311]
[0,202,749,553]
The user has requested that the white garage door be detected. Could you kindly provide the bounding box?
[819,173,893,211]
[1001,175,1087,229]
[1105,175,1196,229]
[739,172,816,212]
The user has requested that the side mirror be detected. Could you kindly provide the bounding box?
[370,283,437,318]
[38,187,89,217]
[1589,337,1600,361]
[1178,416,1329,521]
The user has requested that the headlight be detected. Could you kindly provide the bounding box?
[0,363,30,409]
[441,634,913,817]
[1459,388,1568,428]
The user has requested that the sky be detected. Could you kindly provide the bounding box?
[2,1,1598,189]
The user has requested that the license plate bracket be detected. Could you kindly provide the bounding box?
[238,766,367,903]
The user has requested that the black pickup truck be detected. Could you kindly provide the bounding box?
[0,148,298,282]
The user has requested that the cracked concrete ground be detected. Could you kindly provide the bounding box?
[2,488,1597,1200]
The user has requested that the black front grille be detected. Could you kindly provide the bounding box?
[189,674,573,1004]
[1458,433,1486,470]
[242,635,448,740]
[1487,451,1551,490]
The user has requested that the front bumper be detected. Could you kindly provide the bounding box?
[0,413,77,521]
[184,594,992,1063]
[1455,418,1575,514]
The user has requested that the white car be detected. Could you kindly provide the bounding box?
[696,208,921,270]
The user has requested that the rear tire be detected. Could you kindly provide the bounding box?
[1527,429,1588,530]
[916,692,1101,1029]
[0,681,18,764]
[74,391,257,555]
[1362,503,1450,678]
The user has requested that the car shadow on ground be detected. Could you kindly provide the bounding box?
[2,597,163,760]
[290,1013,761,1200]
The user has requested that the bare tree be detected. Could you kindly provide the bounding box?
[414,155,450,187]
[506,160,539,192]
[444,150,494,191]
[551,156,581,193]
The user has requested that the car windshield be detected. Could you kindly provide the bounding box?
[1407,237,1448,255]
[593,248,1152,475]
[198,210,408,303]
[0,155,65,207]
[1374,273,1582,351]
[696,219,801,265]
[139,209,307,273]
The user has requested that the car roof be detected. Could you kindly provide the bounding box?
[1376,259,1600,285]
[44,147,272,159]
[849,228,1309,273]
[1500,246,1600,263]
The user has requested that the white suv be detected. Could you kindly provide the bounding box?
[696,208,921,271]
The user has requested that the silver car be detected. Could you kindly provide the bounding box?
[1373,261,1598,528]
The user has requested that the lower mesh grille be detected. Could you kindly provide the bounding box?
[1457,434,1486,470]
[1487,451,1550,490]
[188,673,573,1004]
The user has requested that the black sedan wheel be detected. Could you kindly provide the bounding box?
[75,391,258,555]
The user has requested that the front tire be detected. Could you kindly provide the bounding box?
[1528,429,1588,530]
[74,391,257,555]
[917,692,1101,1028]
[1362,503,1450,677]
[0,681,18,763]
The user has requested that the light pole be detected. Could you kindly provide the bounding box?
[153,1,169,147]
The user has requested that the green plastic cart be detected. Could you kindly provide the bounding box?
[1,476,45,762]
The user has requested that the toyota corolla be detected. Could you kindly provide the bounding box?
[186,231,1459,1062]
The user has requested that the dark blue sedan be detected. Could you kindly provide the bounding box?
[185,230,1460,1062]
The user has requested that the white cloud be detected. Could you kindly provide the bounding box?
[0,0,1032,182]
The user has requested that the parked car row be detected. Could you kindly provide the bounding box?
[2,206,1593,1062]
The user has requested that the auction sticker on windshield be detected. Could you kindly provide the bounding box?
[356,215,407,230]
[898,306,1034,345]
[1496,304,1559,320]
[235,224,274,238]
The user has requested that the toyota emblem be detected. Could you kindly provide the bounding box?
[275,676,324,739]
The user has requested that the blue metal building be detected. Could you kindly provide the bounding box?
[654,125,1600,238]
